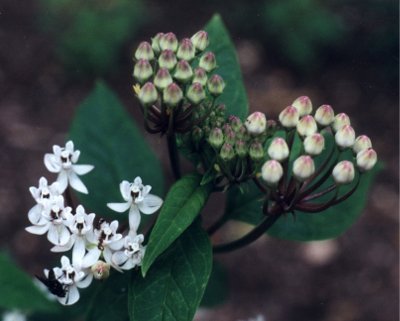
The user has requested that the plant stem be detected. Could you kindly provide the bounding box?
[167,133,181,180]
[213,213,281,254]
[207,213,229,236]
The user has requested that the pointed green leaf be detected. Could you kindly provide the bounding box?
[129,223,212,321]
[200,261,228,308]
[69,81,164,219]
[142,174,212,275]
[205,14,249,120]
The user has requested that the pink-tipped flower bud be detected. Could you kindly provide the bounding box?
[138,82,158,106]
[303,133,325,155]
[192,126,203,143]
[268,137,289,161]
[225,129,236,145]
[332,160,355,184]
[158,50,177,70]
[293,155,315,181]
[193,67,208,86]
[335,124,356,148]
[174,60,193,83]
[133,59,153,83]
[249,141,265,161]
[297,115,318,137]
[279,105,300,128]
[135,41,155,61]
[292,96,313,116]
[315,104,335,126]
[356,148,377,172]
[261,160,284,185]
[207,74,225,96]
[191,30,209,51]
[245,112,267,135]
[209,127,224,148]
[229,115,242,132]
[332,113,351,132]
[199,52,217,72]
[353,135,372,154]
[220,142,235,161]
[186,82,206,104]
[235,140,248,158]
[163,83,183,107]
[154,68,173,90]
[151,32,164,54]
[159,32,178,52]
[91,260,111,280]
[177,38,196,61]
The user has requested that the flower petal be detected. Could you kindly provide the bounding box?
[59,285,80,306]
[134,177,142,185]
[72,164,94,175]
[28,204,43,225]
[120,181,131,201]
[138,194,163,215]
[68,171,88,194]
[25,224,49,235]
[103,247,112,265]
[72,237,86,266]
[128,206,141,232]
[107,202,131,213]
[51,236,74,253]
[44,154,61,173]
[81,248,101,268]
[65,141,74,152]
[77,273,93,289]
[112,251,128,266]
[71,150,80,163]
[57,171,68,193]
[121,258,136,270]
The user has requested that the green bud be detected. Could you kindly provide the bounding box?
[199,52,217,72]
[177,38,196,61]
[192,67,208,86]
[192,126,203,143]
[235,140,248,158]
[229,115,242,132]
[135,41,154,61]
[173,60,193,83]
[225,129,236,145]
[186,82,206,104]
[249,141,264,161]
[215,104,226,115]
[138,82,158,106]
[158,50,177,70]
[220,142,235,161]
[151,32,164,54]
[154,68,173,90]
[159,32,178,52]
[209,128,224,148]
[163,83,183,107]
[236,125,249,141]
[133,59,153,83]
[207,74,225,96]
[191,30,209,51]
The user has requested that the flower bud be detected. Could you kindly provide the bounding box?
[332,160,355,184]
[207,74,225,96]
[292,96,312,116]
[356,148,377,172]
[199,52,217,72]
[154,68,173,90]
[220,143,235,161]
[297,115,318,137]
[267,137,289,161]
[279,105,300,128]
[191,30,209,51]
[133,59,153,83]
[235,140,248,158]
[303,133,325,155]
[91,260,110,280]
[158,50,177,70]
[193,68,208,86]
[174,60,193,83]
[163,83,183,107]
[177,38,196,61]
[335,124,356,148]
[332,113,350,132]
[209,128,224,148]
[245,112,267,135]
[138,82,158,106]
[134,41,155,61]
[192,126,203,143]
[236,125,249,141]
[225,129,236,145]
[222,124,232,135]
[229,115,242,132]
[293,155,315,181]
[159,32,178,52]
[186,82,206,104]
[315,104,334,126]
[249,141,265,161]
[261,160,284,185]
[151,32,164,54]
[353,135,372,154]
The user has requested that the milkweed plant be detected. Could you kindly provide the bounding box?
[2,14,379,321]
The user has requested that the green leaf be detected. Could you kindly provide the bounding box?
[227,164,381,241]
[129,223,212,321]
[200,261,228,308]
[0,253,58,313]
[142,174,212,276]
[86,272,129,321]
[69,81,164,220]
[205,14,249,120]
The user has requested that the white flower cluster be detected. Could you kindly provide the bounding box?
[261,96,377,185]
[25,141,163,305]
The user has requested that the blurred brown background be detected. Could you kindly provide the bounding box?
[0,0,398,320]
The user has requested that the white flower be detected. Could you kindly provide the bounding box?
[44,141,94,194]
[2,310,26,321]
[112,233,146,271]
[25,195,72,246]
[107,177,163,232]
